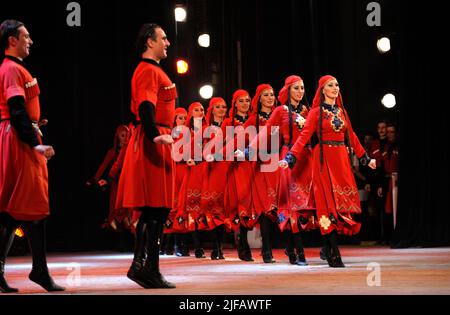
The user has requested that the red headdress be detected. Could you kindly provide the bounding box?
[313,75,347,170]
[185,102,205,128]
[312,75,343,108]
[114,124,130,152]
[206,97,226,125]
[173,107,188,127]
[251,84,274,115]
[277,75,303,106]
[229,89,250,119]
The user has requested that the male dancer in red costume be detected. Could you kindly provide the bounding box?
[0,20,64,293]
[115,23,176,288]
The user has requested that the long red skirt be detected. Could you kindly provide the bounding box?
[277,145,316,233]
[234,161,258,229]
[312,145,361,236]
[251,160,279,223]
[165,162,188,233]
[174,162,206,232]
[201,161,228,230]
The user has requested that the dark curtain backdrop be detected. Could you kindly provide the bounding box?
[392,3,450,247]
[1,0,447,251]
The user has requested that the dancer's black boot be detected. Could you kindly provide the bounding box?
[142,219,176,288]
[237,226,253,261]
[320,233,331,261]
[211,226,225,260]
[326,230,345,268]
[284,231,297,265]
[23,220,65,291]
[0,214,20,293]
[193,229,205,258]
[0,260,17,293]
[127,220,150,288]
[260,215,275,263]
[174,233,190,257]
[293,232,308,266]
[165,234,174,255]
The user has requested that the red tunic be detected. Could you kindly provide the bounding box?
[290,105,366,235]
[260,105,316,233]
[0,57,49,221]
[115,60,176,209]
[369,138,387,168]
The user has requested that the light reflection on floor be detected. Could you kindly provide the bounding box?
[3,247,450,295]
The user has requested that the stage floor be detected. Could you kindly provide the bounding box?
[3,246,450,295]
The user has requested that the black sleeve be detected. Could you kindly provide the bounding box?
[359,152,371,166]
[284,152,297,169]
[138,101,160,141]
[8,96,40,148]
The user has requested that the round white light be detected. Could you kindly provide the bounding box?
[199,85,213,99]
[198,34,210,48]
[381,93,396,108]
[175,7,187,22]
[377,37,391,53]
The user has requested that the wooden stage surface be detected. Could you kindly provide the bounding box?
[3,246,450,295]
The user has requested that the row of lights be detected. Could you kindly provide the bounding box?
[175,5,213,99]
[377,36,396,109]
[176,6,396,105]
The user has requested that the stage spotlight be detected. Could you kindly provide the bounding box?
[382,93,396,108]
[175,6,187,22]
[198,34,210,48]
[199,85,213,99]
[377,37,391,53]
[176,59,189,74]
[15,228,24,238]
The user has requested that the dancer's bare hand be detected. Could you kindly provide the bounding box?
[278,160,288,169]
[34,145,55,160]
[187,159,196,166]
[153,134,174,144]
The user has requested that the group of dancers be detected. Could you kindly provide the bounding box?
[0,19,376,292]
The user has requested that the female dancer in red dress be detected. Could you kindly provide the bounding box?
[87,125,130,231]
[201,97,228,259]
[221,90,254,261]
[276,76,316,265]
[280,75,376,267]
[175,102,207,258]
[161,107,187,256]
[243,84,278,263]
